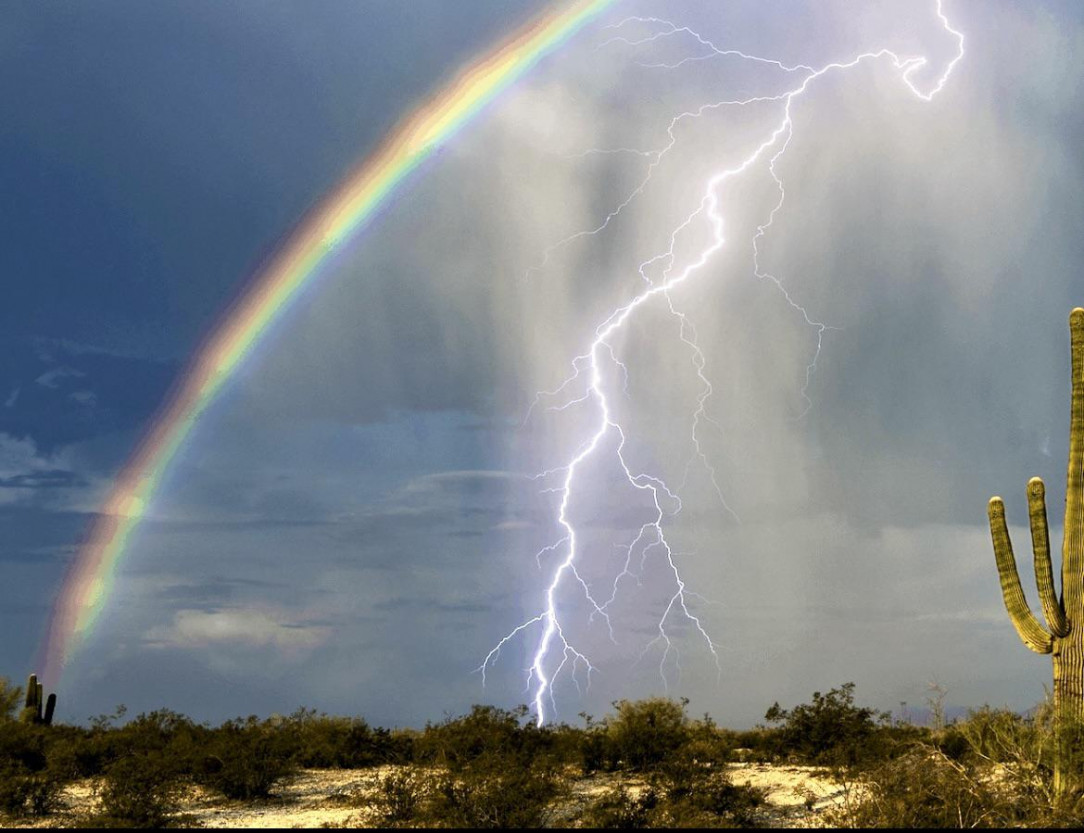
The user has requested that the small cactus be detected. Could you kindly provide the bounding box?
[18,673,56,726]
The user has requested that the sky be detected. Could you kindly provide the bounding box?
[3,0,1084,729]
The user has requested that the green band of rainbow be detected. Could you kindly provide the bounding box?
[41,0,616,685]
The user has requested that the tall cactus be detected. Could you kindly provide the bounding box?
[988,307,1084,794]
[18,673,56,726]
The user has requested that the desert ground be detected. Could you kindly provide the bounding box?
[1,762,849,829]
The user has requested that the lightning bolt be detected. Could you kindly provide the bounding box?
[482,1,964,726]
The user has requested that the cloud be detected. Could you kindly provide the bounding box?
[144,608,331,656]
[34,366,85,390]
[68,390,97,407]
[0,433,77,504]
[0,470,84,490]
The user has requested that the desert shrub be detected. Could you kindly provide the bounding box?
[396,704,570,829]
[577,763,765,828]
[371,770,426,825]
[727,727,786,763]
[603,697,691,772]
[934,726,971,761]
[20,769,66,817]
[652,746,767,828]
[118,710,204,770]
[0,721,72,819]
[655,776,766,828]
[0,761,65,818]
[413,704,555,771]
[52,727,116,778]
[196,716,298,799]
[950,703,1084,804]
[287,709,411,769]
[89,751,184,828]
[763,682,892,767]
[678,731,737,770]
[579,786,659,828]
[579,728,609,773]
[826,743,1084,828]
[47,708,202,780]
[0,677,23,721]
[423,762,565,828]
[542,720,591,770]
[955,706,1039,765]
[827,748,998,828]
[0,720,47,772]
[825,703,1084,828]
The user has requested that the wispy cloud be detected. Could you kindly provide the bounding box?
[34,366,85,390]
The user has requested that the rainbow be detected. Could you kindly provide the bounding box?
[40,0,617,685]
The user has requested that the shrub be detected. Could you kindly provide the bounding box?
[763,682,891,767]
[197,717,298,799]
[727,727,786,763]
[934,726,971,761]
[577,762,766,828]
[652,747,766,828]
[0,677,23,722]
[371,770,426,825]
[287,709,411,769]
[655,776,766,827]
[91,751,184,828]
[0,762,65,818]
[413,704,554,771]
[955,706,1039,765]
[825,744,1084,828]
[828,747,998,828]
[424,762,564,828]
[579,786,659,828]
[0,722,69,819]
[604,697,691,771]
[0,720,47,772]
[579,725,609,773]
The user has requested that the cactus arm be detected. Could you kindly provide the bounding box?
[43,693,56,726]
[19,673,40,724]
[24,674,37,712]
[1065,308,1084,612]
[989,497,1053,653]
[1028,478,1069,637]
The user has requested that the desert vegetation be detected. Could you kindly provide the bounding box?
[2,673,1084,828]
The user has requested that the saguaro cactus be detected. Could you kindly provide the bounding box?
[18,673,56,726]
[988,307,1084,794]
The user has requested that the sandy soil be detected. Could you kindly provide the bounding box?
[1,763,852,828]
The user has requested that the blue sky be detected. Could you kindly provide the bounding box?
[3,0,1084,728]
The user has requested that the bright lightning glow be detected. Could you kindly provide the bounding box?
[483,1,965,726]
